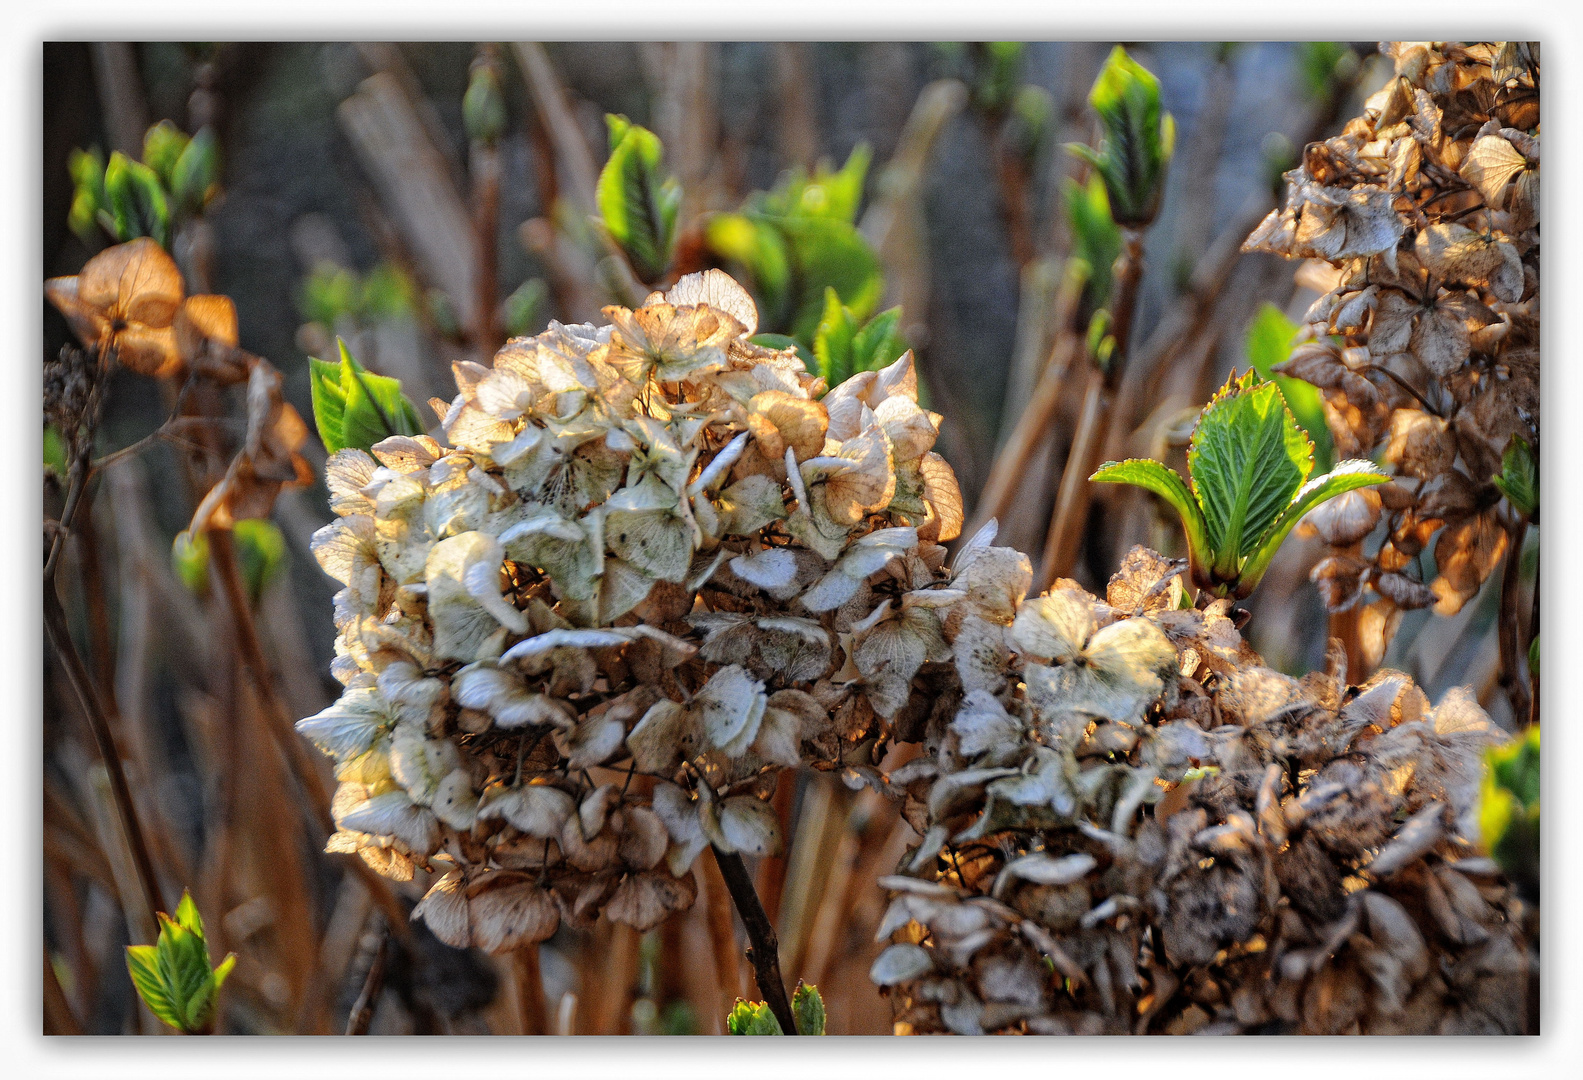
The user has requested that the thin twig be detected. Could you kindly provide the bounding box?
[710,846,799,1035]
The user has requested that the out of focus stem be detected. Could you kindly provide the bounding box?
[1039,229,1146,591]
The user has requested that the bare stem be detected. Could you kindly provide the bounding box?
[1039,229,1146,591]
[345,917,389,1035]
[1497,519,1532,725]
[710,846,799,1035]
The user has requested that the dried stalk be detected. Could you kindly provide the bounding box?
[1497,519,1532,725]
[1039,230,1146,589]
[345,918,389,1035]
[513,946,550,1035]
[711,847,799,1035]
[512,42,600,215]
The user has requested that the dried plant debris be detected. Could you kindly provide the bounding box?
[873,552,1527,1035]
[298,269,971,951]
[1245,41,1538,654]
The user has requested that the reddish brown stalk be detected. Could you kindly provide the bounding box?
[1038,229,1146,590]
[471,136,502,360]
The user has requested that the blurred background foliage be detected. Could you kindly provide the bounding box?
[44,40,1533,1037]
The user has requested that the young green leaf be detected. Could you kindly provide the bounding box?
[124,889,235,1034]
[1063,174,1121,315]
[1237,458,1393,595]
[1090,458,1209,567]
[1479,725,1538,901]
[1188,370,1313,578]
[309,339,425,454]
[1491,435,1537,517]
[169,127,220,216]
[596,115,681,285]
[725,998,783,1035]
[67,147,107,243]
[1067,46,1175,228]
[1094,369,1387,599]
[791,981,826,1036]
[141,120,189,189]
[813,287,857,385]
[1244,303,1334,472]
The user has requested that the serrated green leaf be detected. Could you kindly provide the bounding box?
[308,355,347,451]
[1091,457,1211,572]
[125,945,183,1030]
[792,982,826,1036]
[1236,458,1390,597]
[706,213,792,327]
[1188,372,1313,578]
[725,998,782,1035]
[1245,303,1333,472]
[596,116,680,284]
[1492,435,1537,517]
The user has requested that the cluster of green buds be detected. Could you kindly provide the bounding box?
[1067,46,1175,229]
[69,120,220,248]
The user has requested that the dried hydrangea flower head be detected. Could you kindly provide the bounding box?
[1244,41,1539,666]
[872,547,1527,1035]
[299,269,975,950]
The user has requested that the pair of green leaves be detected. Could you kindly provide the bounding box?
[1093,369,1389,599]
[308,339,425,455]
[597,116,683,285]
[809,287,908,389]
[1068,46,1175,229]
[1479,725,1539,901]
[725,982,826,1035]
[124,890,236,1034]
[172,519,288,606]
[69,122,219,248]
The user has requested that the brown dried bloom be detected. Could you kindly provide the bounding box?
[872,548,1527,1035]
[299,270,969,950]
[1245,41,1538,659]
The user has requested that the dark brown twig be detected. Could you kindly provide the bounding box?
[1496,519,1531,725]
[710,846,799,1035]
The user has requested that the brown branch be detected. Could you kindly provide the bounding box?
[710,846,799,1035]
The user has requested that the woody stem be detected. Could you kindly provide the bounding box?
[710,846,799,1034]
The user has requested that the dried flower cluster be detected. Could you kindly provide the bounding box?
[299,270,980,950]
[870,547,1527,1035]
[1244,41,1539,662]
[45,237,314,531]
